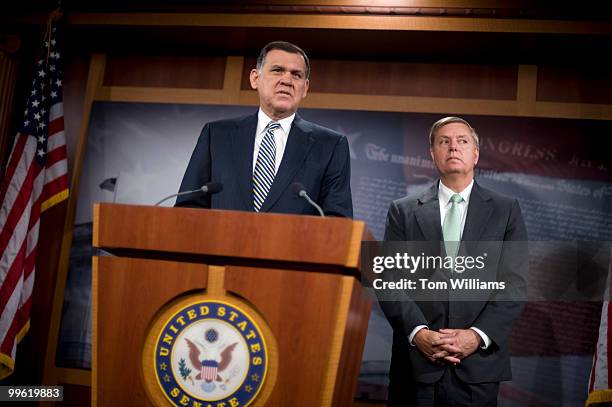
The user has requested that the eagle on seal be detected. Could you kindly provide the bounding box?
[185,338,238,382]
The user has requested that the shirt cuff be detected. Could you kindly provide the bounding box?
[408,325,428,346]
[470,327,491,349]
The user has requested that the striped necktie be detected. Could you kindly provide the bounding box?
[442,193,464,258]
[253,121,280,212]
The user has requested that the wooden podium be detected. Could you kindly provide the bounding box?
[92,203,372,407]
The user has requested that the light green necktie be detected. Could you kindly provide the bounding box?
[443,193,464,258]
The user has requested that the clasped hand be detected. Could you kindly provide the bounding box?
[413,328,480,365]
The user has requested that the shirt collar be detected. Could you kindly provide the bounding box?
[257,108,295,135]
[438,179,474,205]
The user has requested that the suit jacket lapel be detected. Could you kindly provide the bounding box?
[462,181,493,241]
[231,113,258,211]
[260,114,315,212]
[415,183,443,241]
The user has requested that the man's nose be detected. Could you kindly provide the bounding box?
[279,72,293,84]
[448,139,459,150]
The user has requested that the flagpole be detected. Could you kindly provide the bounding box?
[113,172,120,203]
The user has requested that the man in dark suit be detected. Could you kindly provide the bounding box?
[382,117,527,406]
[176,41,352,217]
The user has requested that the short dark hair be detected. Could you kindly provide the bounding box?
[256,41,310,79]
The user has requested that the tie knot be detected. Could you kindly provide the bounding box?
[266,121,281,132]
[449,194,463,204]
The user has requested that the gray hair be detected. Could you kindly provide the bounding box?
[256,41,310,79]
[429,116,480,148]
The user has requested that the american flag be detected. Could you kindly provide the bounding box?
[0,20,69,379]
[587,257,612,407]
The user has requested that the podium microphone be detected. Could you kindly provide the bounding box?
[155,182,223,206]
[291,182,324,217]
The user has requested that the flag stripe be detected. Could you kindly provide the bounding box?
[0,168,43,313]
[0,137,37,233]
[0,160,45,314]
[24,225,39,277]
[42,160,68,191]
[593,301,609,390]
[588,254,612,406]
[46,144,68,168]
[0,207,30,284]
[0,162,40,259]
[41,174,68,201]
[591,347,599,392]
[1,286,28,354]
[0,134,28,206]
[16,295,32,342]
[47,115,63,136]
[20,255,36,301]
[13,296,32,347]
[47,130,65,151]
[49,103,62,121]
[608,297,612,389]
[27,171,45,230]
[0,241,26,346]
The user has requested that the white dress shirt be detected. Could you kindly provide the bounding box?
[409,179,492,350]
[252,109,295,175]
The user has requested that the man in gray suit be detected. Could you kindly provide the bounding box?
[383,117,527,406]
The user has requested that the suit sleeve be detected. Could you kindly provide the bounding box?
[472,199,528,350]
[318,136,353,218]
[384,200,406,241]
[175,124,212,208]
[378,201,429,337]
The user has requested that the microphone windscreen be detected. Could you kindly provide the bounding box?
[290,182,305,196]
[205,182,223,194]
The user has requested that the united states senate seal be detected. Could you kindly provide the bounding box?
[153,300,268,406]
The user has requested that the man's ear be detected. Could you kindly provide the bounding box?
[302,78,309,99]
[249,69,259,90]
[474,148,480,166]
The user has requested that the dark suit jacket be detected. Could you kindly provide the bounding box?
[382,181,527,403]
[175,112,353,217]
